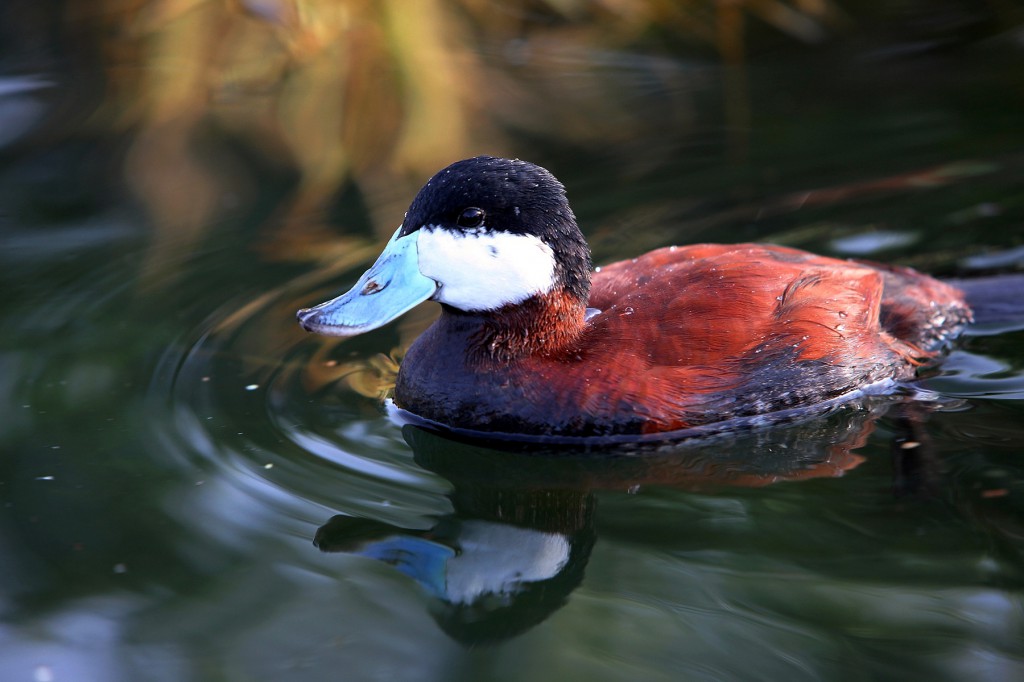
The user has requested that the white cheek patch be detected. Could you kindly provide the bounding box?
[416,226,557,311]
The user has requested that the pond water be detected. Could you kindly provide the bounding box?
[2,4,1024,681]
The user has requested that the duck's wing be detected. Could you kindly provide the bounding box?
[579,244,946,431]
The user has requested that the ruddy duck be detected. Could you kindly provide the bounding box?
[297,156,971,439]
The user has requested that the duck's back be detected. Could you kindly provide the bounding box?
[572,243,971,433]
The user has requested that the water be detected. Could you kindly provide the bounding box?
[2,4,1024,680]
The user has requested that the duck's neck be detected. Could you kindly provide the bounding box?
[441,289,588,363]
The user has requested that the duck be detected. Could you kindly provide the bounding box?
[297,156,972,440]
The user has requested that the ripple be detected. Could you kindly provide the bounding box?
[147,267,452,539]
[919,348,1024,400]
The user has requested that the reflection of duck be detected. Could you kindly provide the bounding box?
[313,401,902,645]
[315,466,597,646]
[298,156,972,439]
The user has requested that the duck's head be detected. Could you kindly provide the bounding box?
[297,156,592,336]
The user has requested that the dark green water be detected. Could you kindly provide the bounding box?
[2,5,1024,680]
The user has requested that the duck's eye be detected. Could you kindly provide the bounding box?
[456,207,486,228]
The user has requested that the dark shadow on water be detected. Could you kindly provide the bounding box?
[312,395,948,646]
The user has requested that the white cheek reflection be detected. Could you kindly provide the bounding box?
[417,227,557,311]
[444,521,571,605]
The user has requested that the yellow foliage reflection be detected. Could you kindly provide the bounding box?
[70,0,842,258]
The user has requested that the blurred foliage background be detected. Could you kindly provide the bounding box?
[3,0,1021,264]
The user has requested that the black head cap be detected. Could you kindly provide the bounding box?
[399,156,592,303]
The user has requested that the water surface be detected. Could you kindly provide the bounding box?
[2,4,1024,680]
